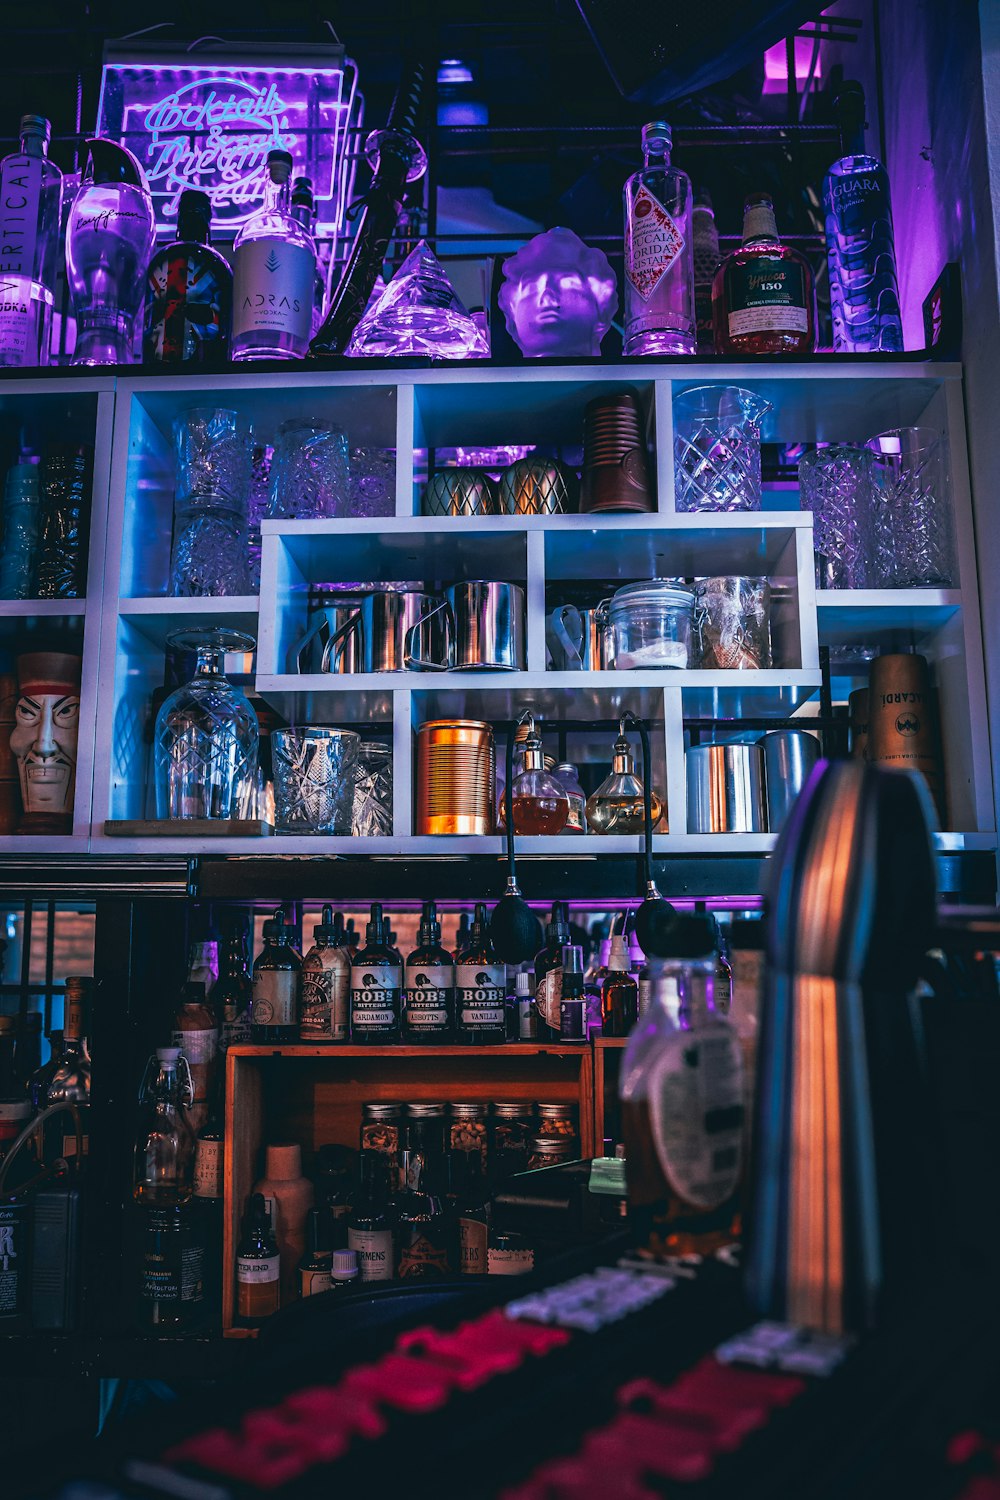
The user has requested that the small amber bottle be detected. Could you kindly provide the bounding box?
[601,934,639,1037]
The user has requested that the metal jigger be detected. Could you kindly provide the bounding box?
[745,758,937,1334]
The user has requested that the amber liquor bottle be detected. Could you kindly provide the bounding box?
[712,192,816,355]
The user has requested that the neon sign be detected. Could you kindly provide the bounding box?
[97,42,364,238]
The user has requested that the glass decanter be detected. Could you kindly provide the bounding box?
[153,628,259,821]
[586,721,664,835]
[133,1047,195,1206]
[509,715,569,836]
[66,139,155,366]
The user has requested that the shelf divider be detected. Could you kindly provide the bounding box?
[394,381,415,517]
[392,687,414,840]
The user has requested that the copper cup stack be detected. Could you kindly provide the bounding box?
[580,391,655,513]
[416,719,496,835]
[867,653,945,822]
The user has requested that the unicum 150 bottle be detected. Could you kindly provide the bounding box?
[823,80,903,354]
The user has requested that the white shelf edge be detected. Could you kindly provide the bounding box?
[256,669,821,695]
[119,596,260,615]
[260,512,813,536]
[0,599,87,616]
[816,589,962,610]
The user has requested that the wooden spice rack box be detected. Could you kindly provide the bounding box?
[222,1043,595,1336]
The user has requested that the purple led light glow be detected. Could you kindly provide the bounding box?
[97,58,363,238]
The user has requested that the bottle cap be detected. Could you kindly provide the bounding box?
[365,902,385,943]
[20,115,50,141]
[607,935,630,971]
[266,148,294,182]
[419,900,441,944]
[547,900,569,941]
[313,904,339,942]
[641,121,672,150]
[471,901,489,940]
[515,971,532,995]
[331,1248,359,1280]
[177,188,211,226]
[694,187,714,211]
[265,1143,302,1180]
[157,1046,182,1062]
[181,980,207,1003]
[561,944,584,975]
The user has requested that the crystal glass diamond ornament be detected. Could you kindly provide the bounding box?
[154,628,258,821]
[346,241,489,359]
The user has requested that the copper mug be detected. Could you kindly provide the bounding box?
[416,719,496,835]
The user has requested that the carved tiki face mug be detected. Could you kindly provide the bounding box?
[12,652,82,832]
[498,227,619,358]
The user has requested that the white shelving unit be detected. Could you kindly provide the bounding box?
[0,361,988,885]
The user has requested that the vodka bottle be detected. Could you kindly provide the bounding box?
[232,149,316,362]
[0,115,62,367]
[623,122,695,357]
[290,175,326,338]
[823,80,903,354]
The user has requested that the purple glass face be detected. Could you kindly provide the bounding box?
[97,60,363,238]
[498,227,618,359]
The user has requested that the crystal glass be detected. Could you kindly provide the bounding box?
[798,446,876,590]
[866,427,954,587]
[695,576,772,669]
[346,241,490,359]
[349,447,396,518]
[170,408,252,597]
[267,418,350,520]
[352,741,393,836]
[154,629,259,820]
[271,726,360,835]
[674,386,771,512]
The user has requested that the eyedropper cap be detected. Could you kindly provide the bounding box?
[366,902,385,943]
[419,900,441,944]
[313,904,339,941]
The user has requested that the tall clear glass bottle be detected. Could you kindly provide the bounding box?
[0,114,62,367]
[133,1047,195,1206]
[823,80,903,354]
[232,149,316,362]
[623,122,695,357]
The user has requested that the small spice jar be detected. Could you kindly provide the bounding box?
[359,1102,403,1174]
[526,1135,574,1170]
[491,1103,532,1175]
[406,1102,448,1159]
[536,1102,578,1141]
[487,1227,535,1276]
[449,1103,488,1166]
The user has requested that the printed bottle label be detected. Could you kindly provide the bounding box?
[348,1226,394,1281]
[455,962,506,1031]
[193,1138,223,1199]
[233,239,313,343]
[300,954,349,1041]
[0,283,35,363]
[404,962,454,1030]
[237,1253,279,1284]
[487,1245,534,1276]
[251,968,298,1027]
[648,1026,744,1210]
[397,1229,451,1279]
[221,1012,251,1050]
[626,183,686,301]
[726,260,809,338]
[459,1217,488,1275]
[300,1266,332,1298]
[350,964,401,1033]
[0,155,43,277]
[171,1026,217,1065]
[536,967,563,1029]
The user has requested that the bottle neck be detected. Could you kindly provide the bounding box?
[178,215,209,246]
[194,646,225,678]
[642,144,670,171]
[264,172,291,217]
[742,201,779,244]
[20,132,47,161]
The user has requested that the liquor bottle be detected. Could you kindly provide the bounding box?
[216,923,252,1053]
[28,1029,61,1113]
[559,945,587,1042]
[623,121,695,357]
[0,115,62,368]
[251,907,301,1045]
[393,1149,453,1280]
[823,80,903,354]
[236,1191,280,1326]
[298,1207,332,1298]
[533,901,570,1042]
[585,933,612,1037]
[142,188,233,366]
[253,1141,315,1303]
[192,1069,224,1204]
[620,914,744,1256]
[455,1150,489,1276]
[691,189,722,355]
[290,175,326,338]
[513,970,538,1041]
[133,1048,195,1206]
[455,903,507,1046]
[712,192,816,355]
[231,148,316,362]
[300,905,350,1043]
[452,911,471,961]
[44,977,92,1162]
[347,1150,394,1283]
[171,979,218,1131]
[137,1198,205,1332]
[65,138,155,366]
[601,934,638,1037]
[350,903,402,1044]
[403,900,455,1043]
[187,933,219,995]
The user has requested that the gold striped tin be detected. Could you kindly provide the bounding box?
[416,719,496,835]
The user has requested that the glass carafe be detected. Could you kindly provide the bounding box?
[133,1047,195,1205]
[154,628,259,820]
[673,385,772,513]
[66,139,156,366]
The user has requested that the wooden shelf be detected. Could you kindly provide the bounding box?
[228,1043,589,1058]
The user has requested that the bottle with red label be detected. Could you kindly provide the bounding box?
[623,121,696,356]
[712,192,816,355]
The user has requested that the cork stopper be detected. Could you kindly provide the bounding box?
[265,1143,303,1180]
[742,192,780,244]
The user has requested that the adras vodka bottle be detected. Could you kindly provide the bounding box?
[623,122,695,357]
[0,114,62,367]
[350,903,402,1043]
[403,900,455,1043]
[823,80,904,354]
[143,188,233,367]
[232,148,316,362]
